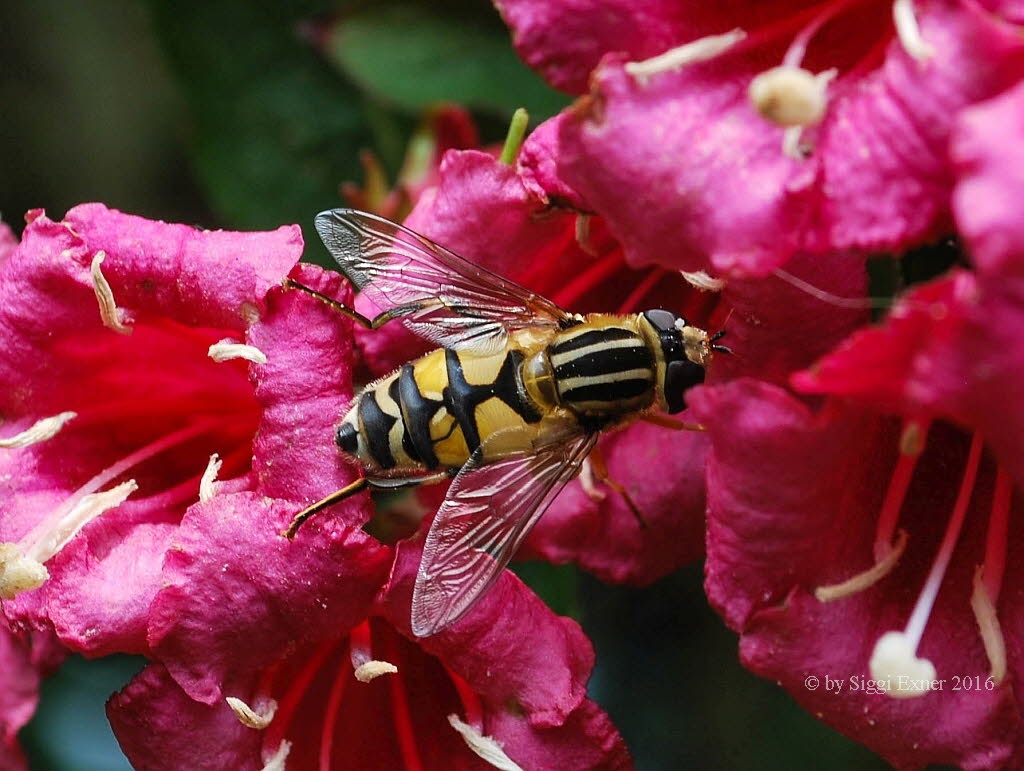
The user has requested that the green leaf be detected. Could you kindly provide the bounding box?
[511,560,581,620]
[325,5,568,120]
[144,0,380,260]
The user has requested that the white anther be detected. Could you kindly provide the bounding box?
[893,0,934,62]
[448,714,523,771]
[227,696,278,730]
[260,741,291,771]
[0,544,49,599]
[208,339,268,365]
[625,29,746,84]
[0,411,77,448]
[680,270,725,293]
[749,66,836,128]
[91,252,132,335]
[353,660,398,683]
[869,630,936,698]
[199,453,222,503]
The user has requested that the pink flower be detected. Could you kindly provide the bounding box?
[109,534,631,770]
[0,204,631,768]
[0,204,369,655]
[501,0,1024,276]
[688,82,1024,766]
[1,616,60,771]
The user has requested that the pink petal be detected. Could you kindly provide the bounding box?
[148,493,390,704]
[487,700,632,771]
[249,263,363,511]
[382,537,594,728]
[0,222,16,265]
[550,53,800,274]
[63,204,302,330]
[0,619,38,770]
[108,663,261,771]
[951,80,1024,279]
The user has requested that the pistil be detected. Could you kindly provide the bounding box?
[870,432,983,697]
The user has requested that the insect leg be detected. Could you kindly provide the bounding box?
[640,413,707,432]
[283,470,452,539]
[281,278,403,329]
[587,447,647,529]
[283,477,369,539]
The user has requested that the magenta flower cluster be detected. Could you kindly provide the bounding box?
[3,1,1024,768]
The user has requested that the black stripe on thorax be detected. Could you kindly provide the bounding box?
[560,377,652,405]
[549,326,635,355]
[553,344,652,380]
[359,390,397,469]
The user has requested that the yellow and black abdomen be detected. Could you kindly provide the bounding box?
[335,345,548,475]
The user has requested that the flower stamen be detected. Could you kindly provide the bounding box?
[0,411,77,448]
[262,639,335,754]
[680,270,725,293]
[624,29,747,84]
[574,214,598,257]
[227,695,278,730]
[260,740,291,771]
[208,339,268,365]
[969,466,1012,684]
[349,623,399,682]
[91,251,132,335]
[1,480,137,599]
[448,714,523,771]
[1,418,217,598]
[892,0,933,62]
[815,419,929,601]
[870,432,983,698]
[199,453,222,503]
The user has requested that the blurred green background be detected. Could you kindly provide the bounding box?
[1,1,886,768]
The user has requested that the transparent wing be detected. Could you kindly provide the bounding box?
[411,429,598,637]
[315,208,571,353]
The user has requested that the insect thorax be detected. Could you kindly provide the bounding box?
[534,316,657,420]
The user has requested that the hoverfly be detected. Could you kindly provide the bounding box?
[284,209,729,637]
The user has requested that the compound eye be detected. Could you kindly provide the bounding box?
[643,309,680,332]
[664,359,705,413]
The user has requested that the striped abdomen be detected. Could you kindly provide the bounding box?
[547,319,656,417]
[336,345,546,474]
